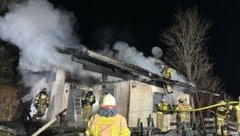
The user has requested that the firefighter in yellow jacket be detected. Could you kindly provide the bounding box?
[235,97,240,134]
[229,97,240,134]
[161,66,173,79]
[156,99,169,132]
[161,66,173,93]
[216,101,229,136]
[175,97,192,134]
[34,86,50,118]
[85,93,131,136]
[81,88,96,121]
[175,97,192,123]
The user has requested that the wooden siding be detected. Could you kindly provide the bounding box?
[0,86,19,122]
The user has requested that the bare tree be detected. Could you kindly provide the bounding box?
[161,7,212,81]
[160,7,225,130]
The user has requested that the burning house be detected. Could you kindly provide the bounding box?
[30,47,196,135]
[0,1,223,135]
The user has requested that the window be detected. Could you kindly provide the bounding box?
[152,92,163,112]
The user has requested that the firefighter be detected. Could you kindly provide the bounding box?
[85,93,131,136]
[161,66,173,93]
[34,86,50,119]
[216,101,229,136]
[156,99,169,132]
[161,66,173,79]
[164,84,173,93]
[175,97,192,134]
[81,88,96,121]
[175,97,192,122]
[235,97,240,134]
[229,97,240,134]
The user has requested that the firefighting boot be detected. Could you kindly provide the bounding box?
[160,127,167,133]
[217,129,221,136]
[223,130,227,136]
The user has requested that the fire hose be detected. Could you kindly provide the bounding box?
[162,101,239,112]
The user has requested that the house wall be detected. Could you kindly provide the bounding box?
[45,75,190,131]
[0,86,20,122]
[128,81,163,127]
[113,81,130,119]
[47,69,66,120]
[127,80,189,130]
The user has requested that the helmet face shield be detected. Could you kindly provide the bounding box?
[41,88,47,93]
[86,88,94,96]
[87,91,93,96]
[178,98,183,103]
[178,97,187,103]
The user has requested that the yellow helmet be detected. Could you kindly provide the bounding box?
[102,93,116,106]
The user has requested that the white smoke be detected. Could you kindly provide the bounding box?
[102,41,187,82]
[0,0,82,101]
[113,41,160,75]
[100,41,160,76]
[0,0,188,103]
[101,41,189,104]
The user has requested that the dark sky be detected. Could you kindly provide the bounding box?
[49,0,240,97]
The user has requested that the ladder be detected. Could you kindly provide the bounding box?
[73,97,81,122]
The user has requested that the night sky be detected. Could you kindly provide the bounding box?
[48,0,240,97]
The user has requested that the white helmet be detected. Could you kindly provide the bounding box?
[102,93,116,106]
[88,88,93,91]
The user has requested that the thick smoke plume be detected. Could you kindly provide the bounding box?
[0,0,82,101]
[0,0,187,103]
[102,41,187,82]
[104,41,160,75]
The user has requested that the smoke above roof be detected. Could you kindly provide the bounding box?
[0,0,187,101]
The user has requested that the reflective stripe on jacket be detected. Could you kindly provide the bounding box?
[156,102,168,114]
[175,103,192,122]
[216,106,228,119]
[34,93,49,105]
[85,114,131,136]
[235,105,240,123]
[82,95,96,105]
[162,67,173,78]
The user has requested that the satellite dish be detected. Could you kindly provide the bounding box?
[151,46,163,59]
